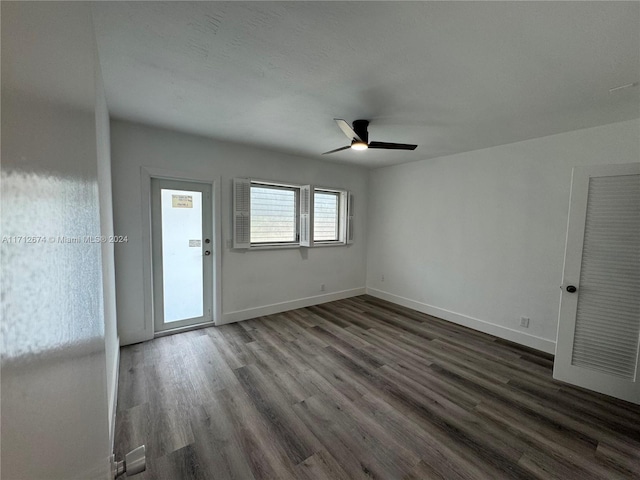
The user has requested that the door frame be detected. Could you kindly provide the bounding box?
[554,162,640,404]
[151,178,213,332]
[141,167,222,338]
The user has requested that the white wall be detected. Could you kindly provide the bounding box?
[95,51,120,449]
[110,121,368,345]
[1,3,116,478]
[367,119,640,353]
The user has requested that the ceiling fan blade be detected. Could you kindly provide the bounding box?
[322,145,351,155]
[335,119,362,142]
[368,141,418,151]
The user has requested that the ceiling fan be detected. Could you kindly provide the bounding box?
[323,119,418,154]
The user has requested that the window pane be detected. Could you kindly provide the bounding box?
[160,189,203,322]
[314,192,339,241]
[251,186,296,243]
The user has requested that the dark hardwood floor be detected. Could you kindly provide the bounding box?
[115,295,640,479]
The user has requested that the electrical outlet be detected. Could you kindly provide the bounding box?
[320,284,325,292]
[520,316,530,328]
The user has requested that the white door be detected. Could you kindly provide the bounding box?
[151,179,214,332]
[554,163,640,405]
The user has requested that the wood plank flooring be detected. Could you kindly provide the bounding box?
[115,296,640,479]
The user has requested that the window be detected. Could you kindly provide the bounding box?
[233,178,353,249]
[250,183,298,245]
[314,190,340,242]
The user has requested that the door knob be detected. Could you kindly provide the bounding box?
[566,285,577,293]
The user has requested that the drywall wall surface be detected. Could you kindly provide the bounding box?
[1,95,110,480]
[367,119,640,353]
[110,120,368,345]
[95,53,120,448]
[1,3,111,478]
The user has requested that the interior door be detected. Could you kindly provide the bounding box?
[554,163,640,404]
[151,179,213,332]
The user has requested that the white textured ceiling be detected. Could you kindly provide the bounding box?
[92,1,640,168]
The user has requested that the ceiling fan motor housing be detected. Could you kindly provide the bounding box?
[352,120,369,143]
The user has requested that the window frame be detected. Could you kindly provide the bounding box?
[232,177,353,250]
[312,187,344,245]
[249,180,300,248]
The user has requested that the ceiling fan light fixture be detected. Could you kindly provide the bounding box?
[322,119,417,155]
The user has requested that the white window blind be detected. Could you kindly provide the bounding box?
[314,191,339,242]
[250,185,297,244]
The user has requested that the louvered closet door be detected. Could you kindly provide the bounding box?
[554,163,640,405]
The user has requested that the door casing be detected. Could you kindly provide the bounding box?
[151,178,213,332]
[140,167,222,341]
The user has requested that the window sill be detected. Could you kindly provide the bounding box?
[313,241,347,247]
[232,241,349,251]
[248,243,300,251]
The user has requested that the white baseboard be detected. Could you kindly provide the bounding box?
[120,329,153,347]
[219,287,367,325]
[366,288,556,354]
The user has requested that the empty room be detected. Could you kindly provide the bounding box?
[2,1,639,479]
